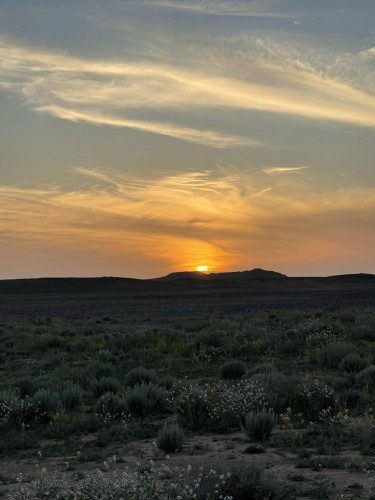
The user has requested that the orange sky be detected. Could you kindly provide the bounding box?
[0,1,374,278]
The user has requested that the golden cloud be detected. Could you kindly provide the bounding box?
[0,168,374,277]
[1,35,375,150]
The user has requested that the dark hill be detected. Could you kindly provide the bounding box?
[154,268,287,281]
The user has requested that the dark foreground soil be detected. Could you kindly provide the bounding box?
[0,275,374,319]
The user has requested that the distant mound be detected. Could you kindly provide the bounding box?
[325,273,375,281]
[154,268,287,282]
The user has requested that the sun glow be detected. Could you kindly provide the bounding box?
[196,265,208,272]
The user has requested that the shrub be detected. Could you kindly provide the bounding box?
[12,378,35,398]
[219,464,289,500]
[351,324,375,341]
[251,372,299,413]
[339,353,369,374]
[90,377,121,397]
[247,363,278,377]
[31,389,61,419]
[125,367,159,387]
[356,365,375,387]
[244,408,275,441]
[124,383,166,416]
[296,380,335,422]
[321,342,357,368]
[176,386,211,430]
[32,374,59,392]
[340,388,366,410]
[95,392,128,421]
[305,329,338,350]
[0,390,26,426]
[85,361,114,380]
[220,360,246,379]
[156,423,185,452]
[61,382,82,410]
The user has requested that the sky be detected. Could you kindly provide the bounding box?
[0,0,374,279]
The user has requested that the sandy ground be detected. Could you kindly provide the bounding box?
[1,430,373,499]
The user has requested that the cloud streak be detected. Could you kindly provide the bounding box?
[0,168,374,277]
[143,0,288,18]
[1,35,375,150]
[263,166,312,175]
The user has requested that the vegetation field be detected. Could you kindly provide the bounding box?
[1,276,375,498]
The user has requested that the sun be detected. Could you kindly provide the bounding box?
[196,265,208,272]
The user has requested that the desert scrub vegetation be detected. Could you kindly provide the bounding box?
[244,408,276,441]
[156,422,185,452]
[7,460,290,500]
[1,307,375,498]
[219,360,246,379]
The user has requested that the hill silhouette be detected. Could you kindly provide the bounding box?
[154,268,287,281]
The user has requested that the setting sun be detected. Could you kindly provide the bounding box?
[196,265,208,272]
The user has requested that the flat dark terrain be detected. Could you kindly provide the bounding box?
[0,274,374,319]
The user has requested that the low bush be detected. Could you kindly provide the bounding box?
[321,342,357,368]
[95,392,128,421]
[339,353,369,374]
[296,380,335,422]
[176,386,211,430]
[220,360,246,379]
[340,388,366,410]
[124,383,167,416]
[251,372,299,413]
[61,382,82,410]
[356,365,375,388]
[125,367,159,387]
[0,390,34,427]
[156,423,185,452]
[219,464,290,500]
[247,363,278,377]
[244,408,275,441]
[31,389,61,413]
[90,377,121,397]
[30,389,61,421]
[12,378,35,398]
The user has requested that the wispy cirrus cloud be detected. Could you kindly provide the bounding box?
[143,0,288,18]
[0,167,374,277]
[263,166,312,175]
[1,33,375,152]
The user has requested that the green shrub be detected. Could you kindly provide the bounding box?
[244,408,275,441]
[176,386,211,430]
[156,423,185,452]
[251,372,299,413]
[356,365,375,387]
[124,383,167,416]
[85,361,114,380]
[321,342,358,368]
[95,392,127,420]
[339,353,369,374]
[12,378,35,398]
[220,360,246,380]
[351,324,375,341]
[340,388,366,410]
[31,389,62,418]
[296,380,335,422]
[61,382,82,410]
[247,363,278,377]
[219,464,289,500]
[91,377,121,397]
[125,367,159,387]
[33,374,59,392]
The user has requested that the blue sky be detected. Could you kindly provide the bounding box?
[0,0,374,278]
